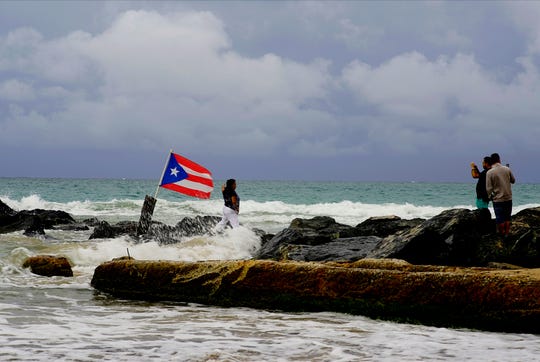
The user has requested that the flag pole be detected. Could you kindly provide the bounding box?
[154,149,173,199]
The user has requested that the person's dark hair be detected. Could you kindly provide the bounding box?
[490,153,501,163]
[483,156,492,165]
[225,179,236,190]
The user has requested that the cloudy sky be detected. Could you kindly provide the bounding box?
[1,1,539,182]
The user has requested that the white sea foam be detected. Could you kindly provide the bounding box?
[5,193,540,235]
[64,227,260,267]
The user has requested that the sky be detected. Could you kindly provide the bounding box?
[1,1,539,182]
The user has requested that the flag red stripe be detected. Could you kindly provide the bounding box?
[161,183,211,199]
[186,174,213,187]
[173,153,212,175]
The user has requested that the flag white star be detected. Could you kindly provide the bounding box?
[170,167,179,177]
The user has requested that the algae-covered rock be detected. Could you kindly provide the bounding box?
[91,258,540,333]
[23,255,73,277]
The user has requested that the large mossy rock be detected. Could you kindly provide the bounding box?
[91,258,540,334]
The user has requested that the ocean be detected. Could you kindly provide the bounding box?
[1,177,540,361]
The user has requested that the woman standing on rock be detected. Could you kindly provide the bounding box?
[216,179,240,229]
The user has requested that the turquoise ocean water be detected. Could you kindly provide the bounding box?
[1,178,540,361]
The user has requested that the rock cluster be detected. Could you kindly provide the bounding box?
[4,195,540,268]
[256,208,540,268]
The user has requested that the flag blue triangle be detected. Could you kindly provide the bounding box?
[160,154,188,185]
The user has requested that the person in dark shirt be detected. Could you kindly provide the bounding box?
[470,156,492,209]
[215,179,240,229]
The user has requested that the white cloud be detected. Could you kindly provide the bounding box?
[425,29,472,49]
[505,2,540,55]
[0,79,34,100]
[335,18,385,50]
[341,51,540,152]
[0,9,334,156]
[342,52,483,120]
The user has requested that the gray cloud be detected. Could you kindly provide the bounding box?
[1,1,540,181]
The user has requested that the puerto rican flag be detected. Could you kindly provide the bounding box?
[159,152,214,199]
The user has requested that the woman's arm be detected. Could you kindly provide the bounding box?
[231,195,239,213]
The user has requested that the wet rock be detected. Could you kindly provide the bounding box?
[22,216,46,236]
[18,209,76,228]
[0,199,17,216]
[367,208,494,265]
[0,200,76,235]
[256,216,357,259]
[52,223,90,231]
[23,255,73,277]
[255,208,540,267]
[141,215,221,244]
[352,215,424,237]
[89,220,138,239]
[91,258,540,334]
[82,217,101,227]
[364,207,540,267]
[503,207,540,267]
[284,236,382,262]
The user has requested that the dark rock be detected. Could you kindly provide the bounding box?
[352,215,424,237]
[89,221,138,239]
[0,201,76,235]
[142,215,221,244]
[17,209,76,228]
[176,215,221,235]
[89,221,115,239]
[284,236,382,262]
[256,216,355,259]
[0,199,16,216]
[502,207,540,267]
[23,255,73,277]
[52,223,90,231]
[367,208,494,265]
[360,207,540,267]
[23,216,46,236]
[255,208,540,267]
[83,217,101,227]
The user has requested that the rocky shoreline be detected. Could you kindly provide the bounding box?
[4,198,540,333]
[4,196,540,268]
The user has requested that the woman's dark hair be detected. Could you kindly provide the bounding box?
[225,179,236,189]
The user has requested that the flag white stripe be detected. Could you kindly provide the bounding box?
[180,164,212,179]
[175,179,214,193]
